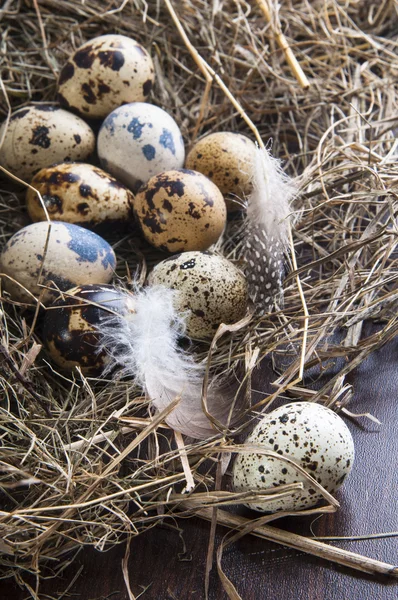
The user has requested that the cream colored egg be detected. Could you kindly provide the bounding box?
[147,251,248,339]
[58,34,155,119]
[134,169,226,253]
[0,221,116,305]
[26,163,134,228]
[232,402,355,513]
[185,132,256,211]
[0,105,95,182]
[97,102,185,191]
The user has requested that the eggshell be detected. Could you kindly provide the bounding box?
[0,221,116,305]
[43,284,135,374]
[58,34,155,119]
[185,132,256,211]
[26,163,134,228]
[0,105,95,182]
[147,251,248,339]
[97,102,185,191]
[232,402,355,513]
[134,169,226,252]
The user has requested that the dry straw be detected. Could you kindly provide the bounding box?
[0,0,397,598]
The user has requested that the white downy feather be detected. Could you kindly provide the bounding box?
[247,145,296,248]
[99,285,238,439]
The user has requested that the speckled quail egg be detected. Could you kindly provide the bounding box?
[43,284,134,374]
[134,169,226,253]
[26,163,134,229]
[58,34,155,119]
[147,251,248,339]
[0,105,95,182]
[185,132,256,211]
[232,402,355,513]
[0,221,116,305]
[97,102,185,191]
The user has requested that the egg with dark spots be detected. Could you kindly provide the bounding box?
[97,102,185,191]
[0,221,116,305]
[58,34,155,119]
[26,163,134,229]
[185,132,256,211]
[134,169,226,252]
[147,251,248,339]
[0,105,95,182]
[232,402,355,513]
[42,284,135,374]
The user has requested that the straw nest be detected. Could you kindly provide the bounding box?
[0,0,397,597]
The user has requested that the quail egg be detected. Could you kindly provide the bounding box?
[43,283,134,374]
[0,105,95,182]
[58,34,155,119]
[0,221,116,305]
[185,132,256,211]
[147,251,248,339]
[26,162,134,229]
[97,102,185,191]
[232,402,355,513]
[134,169,226,252]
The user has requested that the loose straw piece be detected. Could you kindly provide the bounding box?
[174,431,196,493]
[255,0,310,89]
[180,501,398,578]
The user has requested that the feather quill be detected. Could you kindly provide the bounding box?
[99,286,239,439]
[244,146,297,310]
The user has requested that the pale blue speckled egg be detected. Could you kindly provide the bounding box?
[0,221,116,305]
[97,102,185,191]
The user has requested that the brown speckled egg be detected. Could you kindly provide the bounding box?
[43,284,135,374]
[58,34,155,119]
[147,251,248,339]
[185,132,256,211]
[0,221,116,305]
[26,163,134,229]
[0,105,95,182]
[134,169,226,252]
[232,402,355,513]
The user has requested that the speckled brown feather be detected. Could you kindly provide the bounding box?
[243,224,284,311]
[243,147,296,312]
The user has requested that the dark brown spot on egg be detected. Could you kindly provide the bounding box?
[58,62,75,85]
[74,45,96,69]
[10,108,30,121]
[43,194,63,214]
[74,134,81,145]
[142,79,153,96]
[143,214,163,234]
[57,92,71,109]
[29,126,51,149]
[307,461,319,472]
[98,82,111,97]
[98,50,125,71]
[162,199,173,212]
[81,82,97,105]
[79,184,93,198]
[77,202,90,215]
[45,170,80,185]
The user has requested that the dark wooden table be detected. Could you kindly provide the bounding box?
[1,329,397,600]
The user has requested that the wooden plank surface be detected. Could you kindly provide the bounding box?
[1,328,397,599]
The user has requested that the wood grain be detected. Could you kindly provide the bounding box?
[1,328,397,599]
